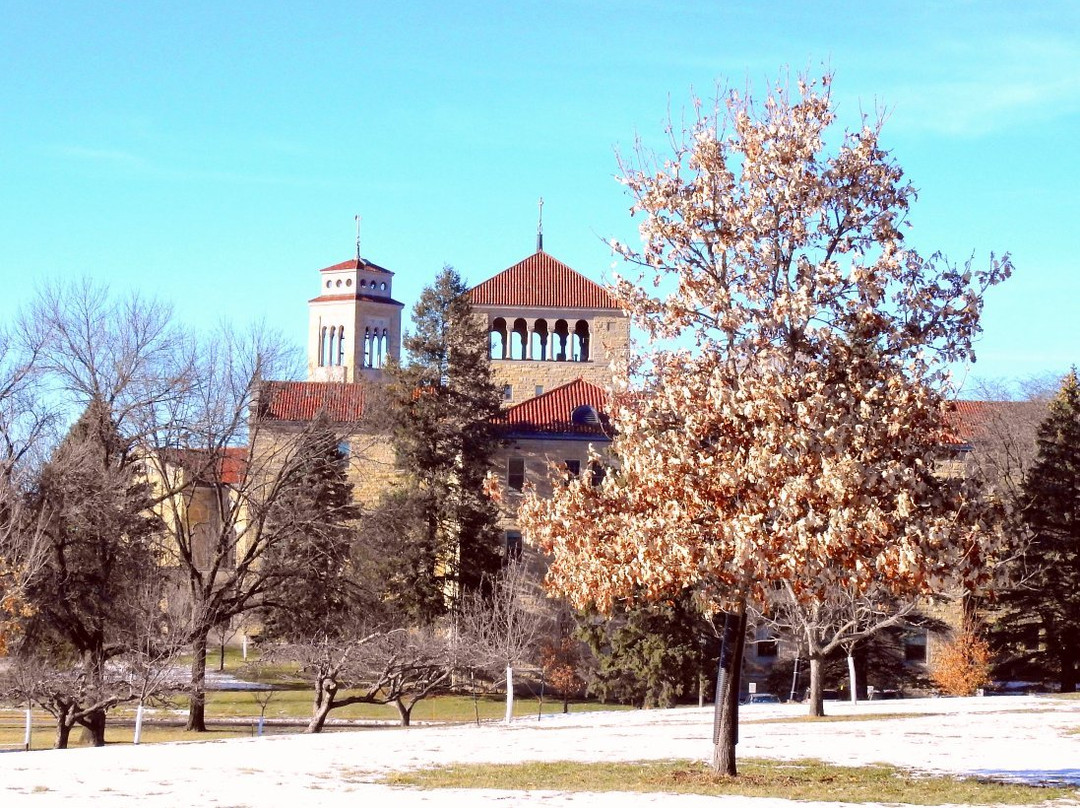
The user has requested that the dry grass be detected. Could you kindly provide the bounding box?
[384,758,1079,804]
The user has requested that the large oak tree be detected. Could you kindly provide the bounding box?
[519,74,1010,774]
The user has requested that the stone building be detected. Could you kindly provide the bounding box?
[253,247,629,559]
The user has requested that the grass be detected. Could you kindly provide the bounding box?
[383,758,1079,804]
[0,693,629,749]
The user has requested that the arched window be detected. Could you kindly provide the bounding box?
[553,320,570,361]
[573,320,591,362]
[363,327,372,368]
[511,318,528,360]
[337,326,345,366]
[328,327,338,368]
[490,318,507,360]
[319,326,328,367]
[531,318,549,360]
[379,328,389,368]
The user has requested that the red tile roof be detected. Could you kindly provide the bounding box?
[308,292,404,307]
[468,251,620,310]
[319,257,393,275]
[257,381,367,423]
[162,447,248,486]
[494,378,611,437]
[945,399,1046,447]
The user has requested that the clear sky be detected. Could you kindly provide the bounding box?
[1,1,1076,393]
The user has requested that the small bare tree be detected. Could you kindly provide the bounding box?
[458,561,550,723]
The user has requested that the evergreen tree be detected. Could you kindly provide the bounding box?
[991,369,1080,692]
[22,398,161,747]
[576,596,719,708]
[259,413,363,641]
[373,266,503,619]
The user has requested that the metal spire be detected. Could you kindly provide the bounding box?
[355,214,362,262]
[536,196,544,253]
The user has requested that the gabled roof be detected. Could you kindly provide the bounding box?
[257,381,367,423]
[319,257,393,275]
[468,251,620,310]
[494,378,611,437]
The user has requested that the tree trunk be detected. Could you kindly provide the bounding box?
[82,708,107,747]
[846,653,858,704]
[710,607,746,776]
[562,693,569,714]
[1060,645,1077,694]
[395,698,413,727]
[186,630,209,732]
[54,707,75,750]
[807,655,825,717]
[504,664,514,724]
[306,676,337,734]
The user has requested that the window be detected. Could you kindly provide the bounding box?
[755,628,779,658]
[564,459,581,478]
[337,440,350,458]
[904,629,928,663]
[535,385,544,397]
[571,405,601,426]
[503,385,513,401]
[505,530,523,560]
[589,460,606,487]
[508,458,525,491]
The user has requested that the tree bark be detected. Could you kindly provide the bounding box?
[394,698,413,727]
[807,655,825,717]
[186,630,209,732]
[307,676,337,734]
[710,607,746,776]
[82,708,106,747]
[54,706,75,750]
[846,653,858,704]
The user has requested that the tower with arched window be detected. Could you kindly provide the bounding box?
[467,250,630,404]
[307,256,403,383]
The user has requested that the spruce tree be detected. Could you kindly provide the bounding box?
[259,413,363,641]
[373,266,503,619]
[992,369,1080,692]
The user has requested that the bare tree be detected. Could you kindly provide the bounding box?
[458,561,550,723]
[267,620,456,731]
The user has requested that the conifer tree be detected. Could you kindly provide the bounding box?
[259,413,362,641]
[992,369,1080,692]
[373,266,503,619]
[21,398,161,747]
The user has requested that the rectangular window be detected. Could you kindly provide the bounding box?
[503,385,513,401]
[757,638,779,658]
[505,530,523,560]
[589,460,606,487]
[508,458,525,491]
[564,459,581,478]
[904,630,928,663]
[535,385,544,397]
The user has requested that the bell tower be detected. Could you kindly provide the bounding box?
[307,255,403,383]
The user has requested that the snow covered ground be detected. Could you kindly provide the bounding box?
[1,695,1078,807]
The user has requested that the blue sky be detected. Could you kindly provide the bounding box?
[1,1,1076,393]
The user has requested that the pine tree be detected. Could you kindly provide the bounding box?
[992,369,1080,692]
[260,413,363,641]
[373,266,503,619]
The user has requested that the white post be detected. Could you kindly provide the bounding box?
[504,665,514,724]
[133,704,145,745]
[257,714,265,737]
[847,654,858,703]
[23,708,32,751]
[242,634,248,660]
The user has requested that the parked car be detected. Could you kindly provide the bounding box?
[743,692,781,704]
